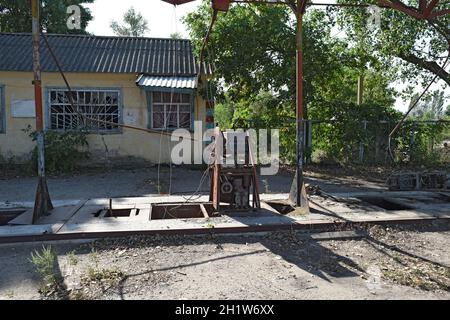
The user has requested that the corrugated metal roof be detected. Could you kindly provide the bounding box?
[0,33,201,76]
[137,75,197,89]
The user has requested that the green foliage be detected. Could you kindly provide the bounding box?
[170,32,182,39]
[335,0,449,86]
[214,100,234,129]
[0,0,94,34]
[410,90,447,119]
[393,120,449,166]
[110,7,149,37]
[24,125,89,174]
[310,101,401,164]
[30,246,58,296]
[184,1,446,167]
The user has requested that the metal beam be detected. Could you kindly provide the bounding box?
[31,0,53,224]
[289,0,308,208]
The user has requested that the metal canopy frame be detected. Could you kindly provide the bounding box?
[30,0,448,223]
[161,0,448,209]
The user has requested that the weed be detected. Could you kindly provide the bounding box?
[30,246,59,296]
[89,248,100,264]
[82,266,125,295]
[67,251,78,266]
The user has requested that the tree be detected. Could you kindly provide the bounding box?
[184,1,397,162]
[410,90,446,119]
[0,0,94,34]
[110,7,149,37]
[336,0,450,86]
[170,32,183,39]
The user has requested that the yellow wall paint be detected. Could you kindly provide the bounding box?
[0,71,206,163]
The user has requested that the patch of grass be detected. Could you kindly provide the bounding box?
[89,248,100,264]
[30,246,60,296]
[67,251,78,266]
[82,266,125,296]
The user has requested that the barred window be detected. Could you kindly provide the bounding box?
[0,87,4,133]
[152,92,192,130]
[49,89,121,132]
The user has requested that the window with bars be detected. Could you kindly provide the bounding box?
[151,92,192,130]
[48,89,121,132]
[0,86,4,133]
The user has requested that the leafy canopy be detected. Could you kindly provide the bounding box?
[335,0,449,87]
[0,0,94,34]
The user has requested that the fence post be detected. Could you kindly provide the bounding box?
[359,120,367,163]
[308,120,312,163]
[303,120,313,164]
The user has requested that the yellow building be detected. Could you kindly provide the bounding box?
[0,33,213,164]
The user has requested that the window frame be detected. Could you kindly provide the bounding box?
[45,87,123,134]
[0,85,5,134]
[147,88,195,131]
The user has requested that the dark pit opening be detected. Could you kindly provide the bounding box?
[150,204,220,220]
[266,202,295,215]
[0,209,26,226]
[105,209,138,217]
[357,197,413,211]
[94,208,139,218]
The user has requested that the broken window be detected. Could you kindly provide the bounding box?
[0,86,4,133]
[151,92,192,130]
[48,89,121,132]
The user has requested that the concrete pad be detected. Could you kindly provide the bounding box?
[0,224,59,238]
[0,191,449,242]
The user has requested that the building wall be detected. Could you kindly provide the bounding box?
[0,71,207,164]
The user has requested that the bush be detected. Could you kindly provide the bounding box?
[24,125,89,174]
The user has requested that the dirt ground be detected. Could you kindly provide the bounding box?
[1,166,448,300]
[0,222,449,300]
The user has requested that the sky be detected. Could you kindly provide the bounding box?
[84,0,449,113]
[85,0,201,38]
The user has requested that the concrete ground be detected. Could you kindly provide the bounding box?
[0,223,449,300]
[0,166,385,205]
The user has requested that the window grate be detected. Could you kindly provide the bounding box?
[152,92,191,130]
[48,89,121,132]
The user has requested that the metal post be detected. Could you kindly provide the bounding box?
[289,1,308,209]
[32,0,53,224]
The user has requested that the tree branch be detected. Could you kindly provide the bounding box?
[378,0,423,19]
[398,51,450,85]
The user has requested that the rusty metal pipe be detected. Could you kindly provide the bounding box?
[31,0,53,224]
